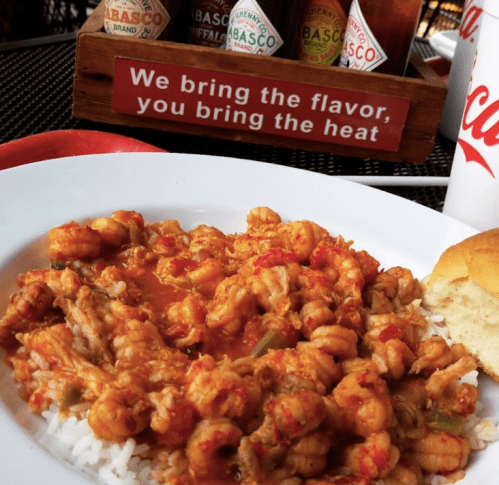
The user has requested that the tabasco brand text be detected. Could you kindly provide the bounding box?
[113,57,410,151]
[225,0,283,56]
[443,4,499,230]
[104,0,170,40]
[339,0,387,71]
[188,0,233,48]
[296,0,347,65]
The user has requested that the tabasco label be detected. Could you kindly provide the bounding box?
[225,0,283,56]
[188,0,233,48]
[339,0,387,71]
[296,0,347,65]
[104,0,170,40]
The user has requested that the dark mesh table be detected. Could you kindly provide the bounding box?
[0,33,455,212]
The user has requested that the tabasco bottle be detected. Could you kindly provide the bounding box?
[225,0,303,57]
[104,0,178,40]
[184,0,236,48]
[339,0,423,76]
[294,0,352,65]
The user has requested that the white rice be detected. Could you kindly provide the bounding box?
[41,405,158,485]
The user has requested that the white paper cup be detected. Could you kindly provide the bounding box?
[443,0,499,230]
[438,0,484,142]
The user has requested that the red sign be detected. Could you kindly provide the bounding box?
[113,57,410,151]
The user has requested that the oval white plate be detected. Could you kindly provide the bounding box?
[429,29,459,61]
[0,152,496,485]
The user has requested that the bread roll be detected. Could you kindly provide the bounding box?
[423,228,499,381]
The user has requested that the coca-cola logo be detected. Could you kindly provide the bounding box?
[459,0,483,42]
[459,80,499,178]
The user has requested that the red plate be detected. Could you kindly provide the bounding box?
[0,130,165,170]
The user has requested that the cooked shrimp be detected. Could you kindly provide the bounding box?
[344,431,400,479]
[149,386,195,447]
[48,221,101,261]
[23,267,83,299]
[279,220,325,263]
[331,369,394,437]
[186,418,242,478]
[407,431,470,474]
[284,431,331,477]
[186,362,248,419]
[385,267,422,306]
[300,324,358,361]
[264,389,327,439]
[424,356,477,400]
[369,339,415,380]
[299,300,335,339]
[206,280,256,334]
[246,206,282,230]
[262,346,342,395]
[87,387,151,442]
[310,241,364,301]
[382,461,421,485]
[90,217,128,248]
[0,281,54,347]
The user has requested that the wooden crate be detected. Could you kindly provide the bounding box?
[73,1,447,163]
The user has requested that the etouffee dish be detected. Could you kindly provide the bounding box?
[0,207,491,485]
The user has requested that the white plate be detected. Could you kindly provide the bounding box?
[429,29,459,61]
[0,152,496,485]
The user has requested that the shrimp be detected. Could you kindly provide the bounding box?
[299,300,335,339]
[189,224,234,262]
[310,241,365,333]
[246,266,294,316]
[186,418,242,479]
[264,389,327,440]
[424,356,477,400]
[112,318,166,368]
[185,362,248,419]
[90,216,128,248]
[246,206,282,230]
[206,279,256,334]
[310,241,364,301]
[296,269,337,304]
[284,431,332,477]
[331,369,394,437]
[87,387,151,442]
[23,267,83,299]
[279,220,325,263]
[261,346,342,395]
[410,336,468,377]
[378,460,421,485]
[149,386,195,447]
[48,221,101,261]
[343,431,400,479]
[407,431,470,474]
[111,210,144,246]
[384,267,422,306]
[368,339,415,381]
[0,281,55,347]
[299,324,358,361]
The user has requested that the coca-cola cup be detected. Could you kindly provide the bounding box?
[439,0,484,142]
[443,0,499,230]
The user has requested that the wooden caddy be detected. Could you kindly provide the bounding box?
[73,1,448,163]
